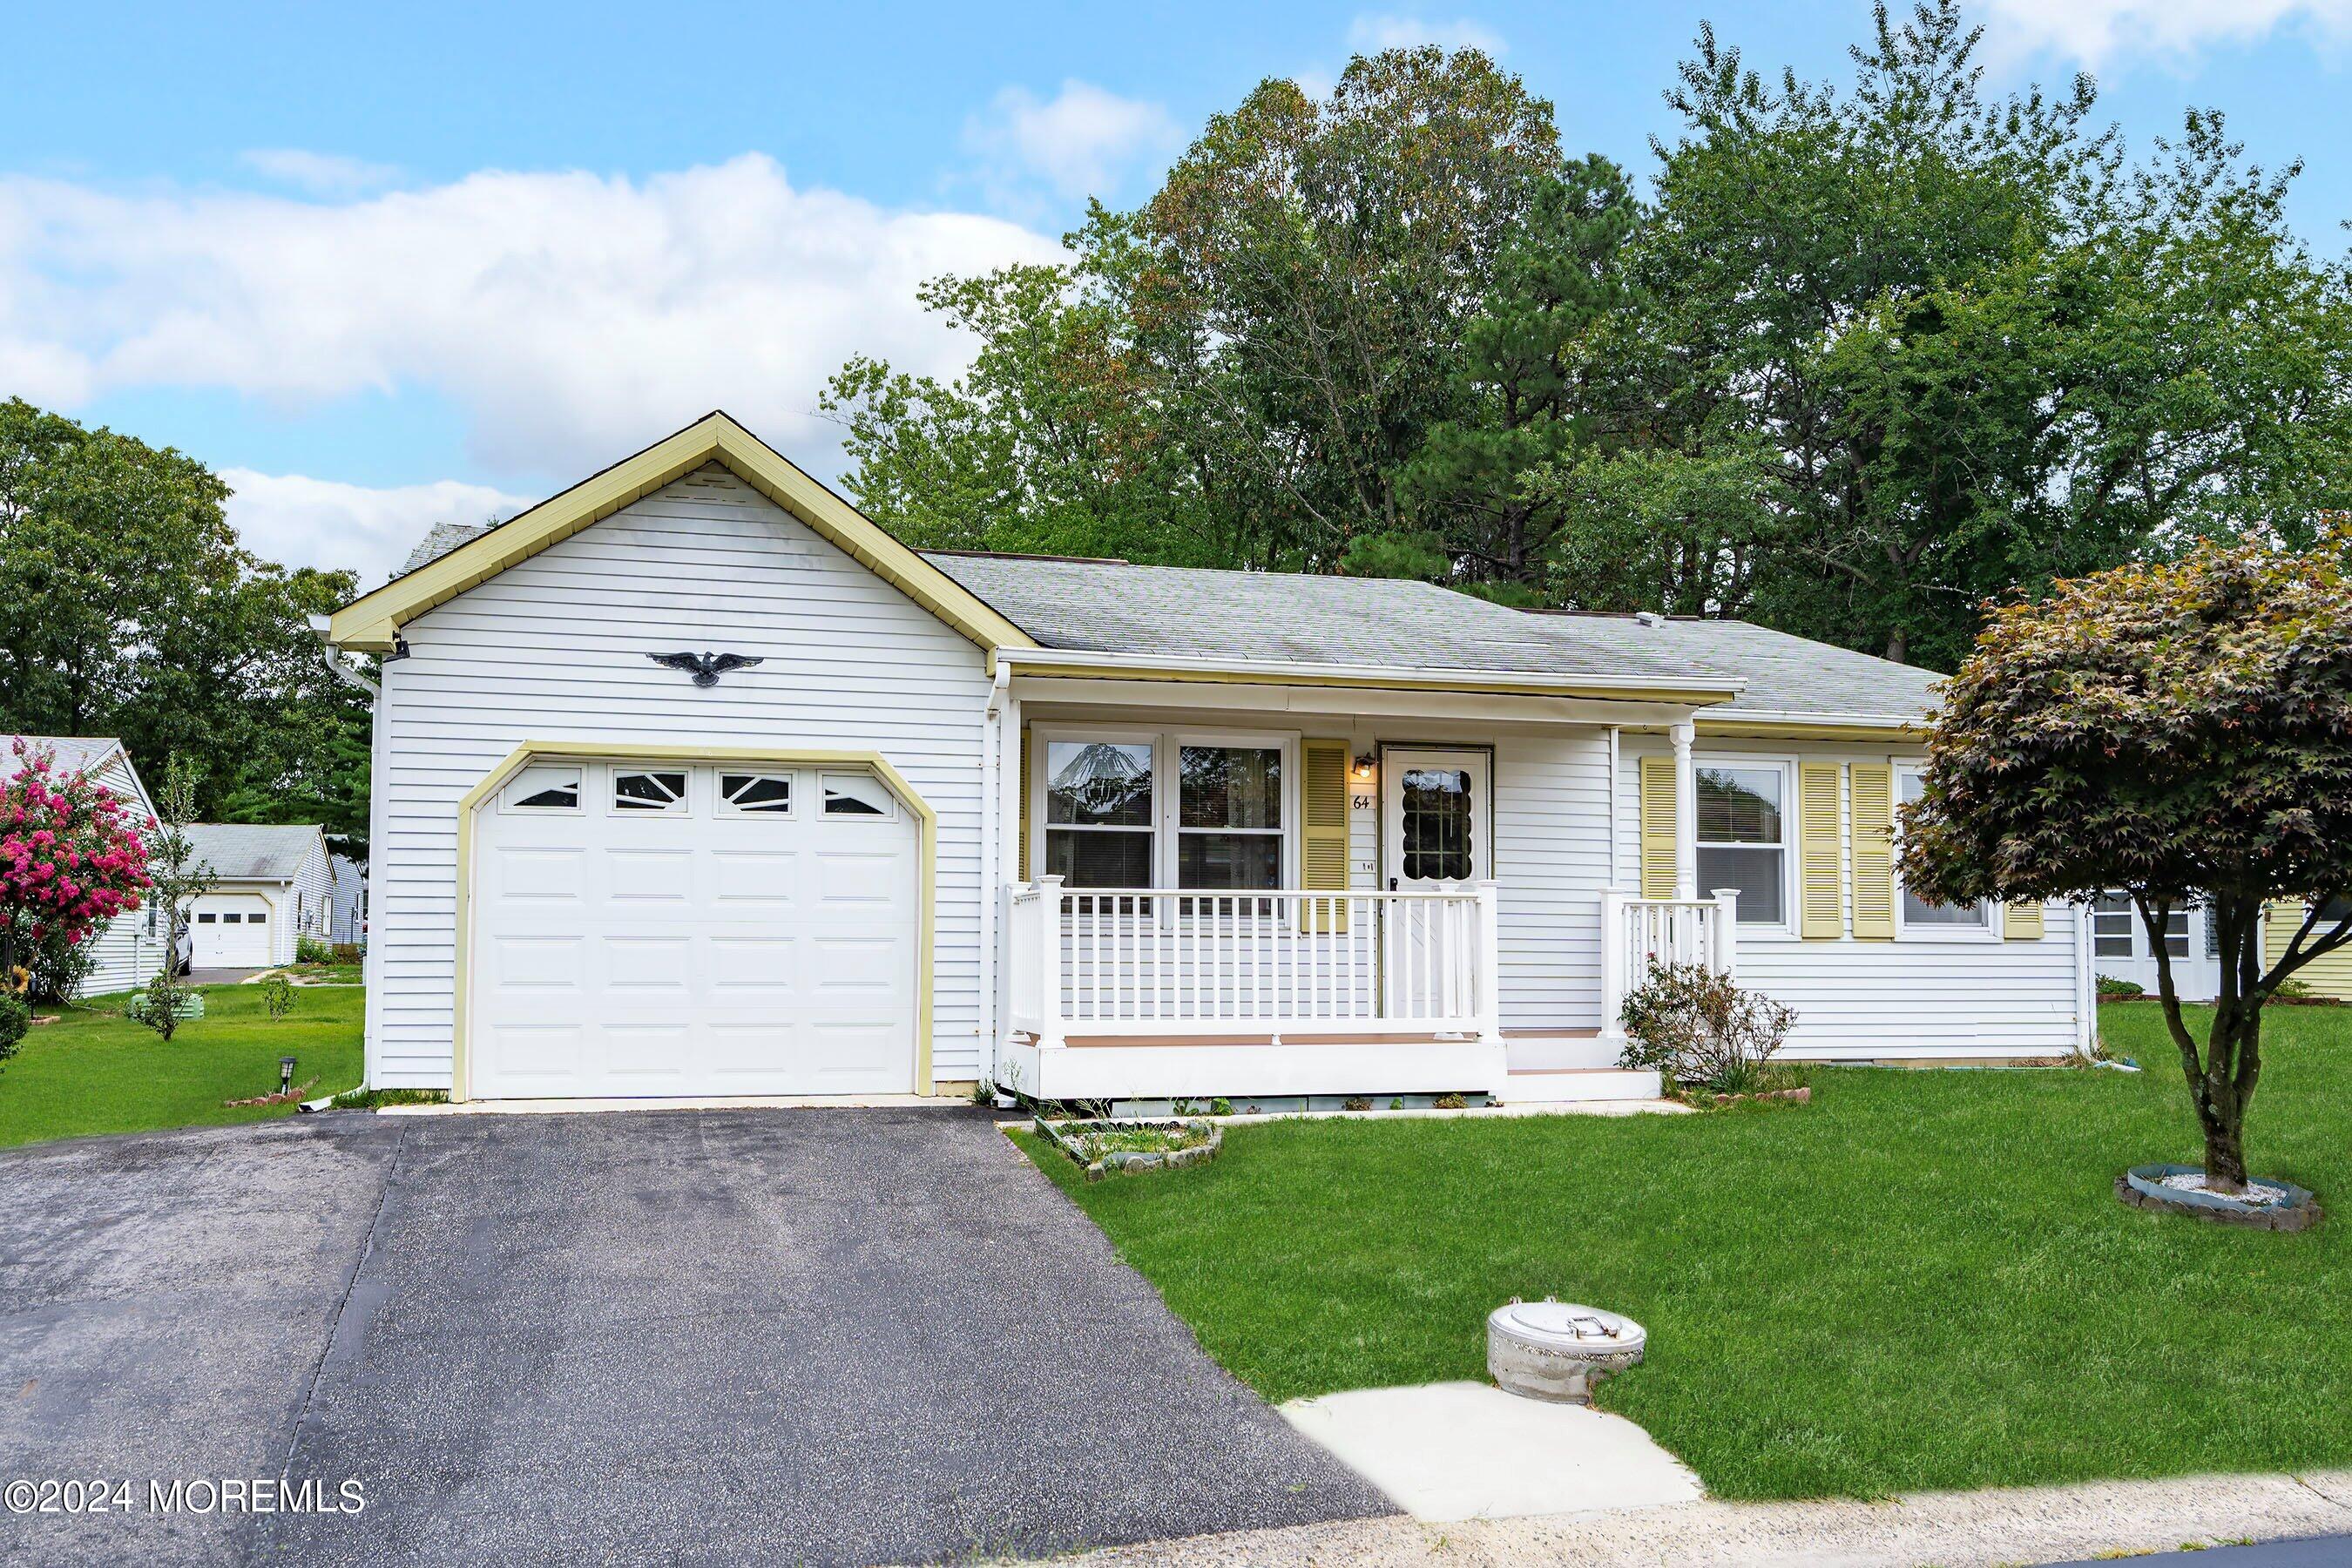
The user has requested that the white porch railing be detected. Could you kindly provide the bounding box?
[1598,889,1740,1040]
[1006,876,1499,1047]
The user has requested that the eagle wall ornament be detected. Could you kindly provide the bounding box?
[646,651,765,688]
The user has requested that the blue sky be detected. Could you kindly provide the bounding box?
[3,1,2346,585]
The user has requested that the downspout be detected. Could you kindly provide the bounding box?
[1606,726,1621,891]
[977,658,1011,1092]
[312,617,384,1090]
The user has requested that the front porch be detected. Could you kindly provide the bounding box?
[997,881,1738,1105]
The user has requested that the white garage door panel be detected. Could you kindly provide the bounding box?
[192,895,274,967]
[470,761,918,1098]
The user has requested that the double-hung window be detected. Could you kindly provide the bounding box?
[1037,732,1292,890]
[1177,743,1282,890]
[1896,767,1991,933]
[1695,763,1787,925]
[1044,739,1156,887]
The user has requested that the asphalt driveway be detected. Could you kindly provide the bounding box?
[0,1110,1388,1565]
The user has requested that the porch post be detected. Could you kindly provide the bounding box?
[1599,889,1626,1044]
[1473,878,1503,1046]
[1710,888,1740,978]
[1671,720,1697,900]
[1035,875,1066,1051]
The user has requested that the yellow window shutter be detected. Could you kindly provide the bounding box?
[2003,902,2045,939]
[1017,724,1033,881]
[1799,762,1844,939]
[1301,739,1350,932]
[1848,763,1896,940]
[1639,755,1677,898]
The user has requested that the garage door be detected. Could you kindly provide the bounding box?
[468,759,921,1098]
[191,895,274,968]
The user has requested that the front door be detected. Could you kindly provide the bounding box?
[1381,749,1490,1026]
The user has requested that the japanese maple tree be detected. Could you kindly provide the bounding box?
[1900,533,2352,1193]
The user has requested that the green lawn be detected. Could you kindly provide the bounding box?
[0,983,365,1148]
[1017,1002,2352,1501]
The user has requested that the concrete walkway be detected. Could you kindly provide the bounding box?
[1047,1466,2352,1567]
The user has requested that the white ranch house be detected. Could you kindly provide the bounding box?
[326,414,2094,1106]
[180,823,334,969]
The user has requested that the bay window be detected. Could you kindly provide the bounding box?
[1035,731,1293,890]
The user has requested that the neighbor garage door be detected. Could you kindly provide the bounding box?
[467,759,921,1099]
[191,894,274,968]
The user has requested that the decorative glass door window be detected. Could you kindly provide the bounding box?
[821,774,896,818]
[1399,768,1474,882]
[1178,744,1282,889]
[502,764,582,811]
[1044,740,1155,887]
[1896,770,1990,929]
[1695,765,1785,924]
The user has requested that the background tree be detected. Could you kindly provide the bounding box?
[0,399,374,852]
[1899,534,2352,1192]
[134,756,213,1042]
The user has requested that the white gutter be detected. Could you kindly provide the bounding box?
[1695,707,1930,732]
[977,661,1011,1092]
[993,646,1744,700]
[311,614,384,1089]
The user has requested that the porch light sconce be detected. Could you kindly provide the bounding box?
[1351,754,1377,782]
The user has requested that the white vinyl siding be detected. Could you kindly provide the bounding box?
[75,749,168,997]
[368,465,991,1091]
[1619,734,2088,1060]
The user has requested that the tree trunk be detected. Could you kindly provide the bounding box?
[1884,628,1907,664]
[2202,1114,2249,1193]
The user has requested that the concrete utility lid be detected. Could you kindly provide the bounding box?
[1493,1301,1646,1355]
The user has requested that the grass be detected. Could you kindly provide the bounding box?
[1016,1002,2352,1501]
[0,982,364,1148]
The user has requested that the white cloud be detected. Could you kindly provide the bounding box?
[964,80,1182,203]
[240,148,403,198]
[1974,0,2352,64]
[1346,14,1506,56]
[220,470,534,591]
[0,154,1064,480]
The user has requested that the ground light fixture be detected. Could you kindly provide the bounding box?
[280,1056,297,1095]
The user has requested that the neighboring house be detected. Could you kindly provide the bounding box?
[2265,897,2352,1001]
[324,412,2094,1105]
[2091,894,2221,1002]
[3,734,166,997]
[328,853,367,946]
[180,824,333,969]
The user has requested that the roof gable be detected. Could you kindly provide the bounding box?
[327,413,1037,656]
[183,823,327,882]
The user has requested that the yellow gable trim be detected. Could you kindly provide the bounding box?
[326,411,1038,656]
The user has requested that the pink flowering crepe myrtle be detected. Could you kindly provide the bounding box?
[0,738,154,964]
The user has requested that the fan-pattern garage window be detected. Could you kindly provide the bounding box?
[613,770,689,813]
[720,773,794,814]
[822,774,895,818]
[504,764,582,811]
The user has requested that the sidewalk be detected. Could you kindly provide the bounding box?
[1042,1467,2352,1567]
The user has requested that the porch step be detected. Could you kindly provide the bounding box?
[1504,1035,1624,1073]
[1502,1068,1664,1105]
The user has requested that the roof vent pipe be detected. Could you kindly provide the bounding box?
[1634,611,1664,628]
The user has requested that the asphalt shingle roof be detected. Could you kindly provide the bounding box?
[398,519,1941,720]
[921,553,1725,686]
[183,824,323,882]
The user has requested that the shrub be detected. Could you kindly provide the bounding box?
[0,990,29,1063]
[261,975,295,1020]
[295,934,335,966]
[0,739,153,1002]
[329,943,362,965]
[1618,962,1797,1097]
[125,977,205,1025]
[2097,974,2146,997]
